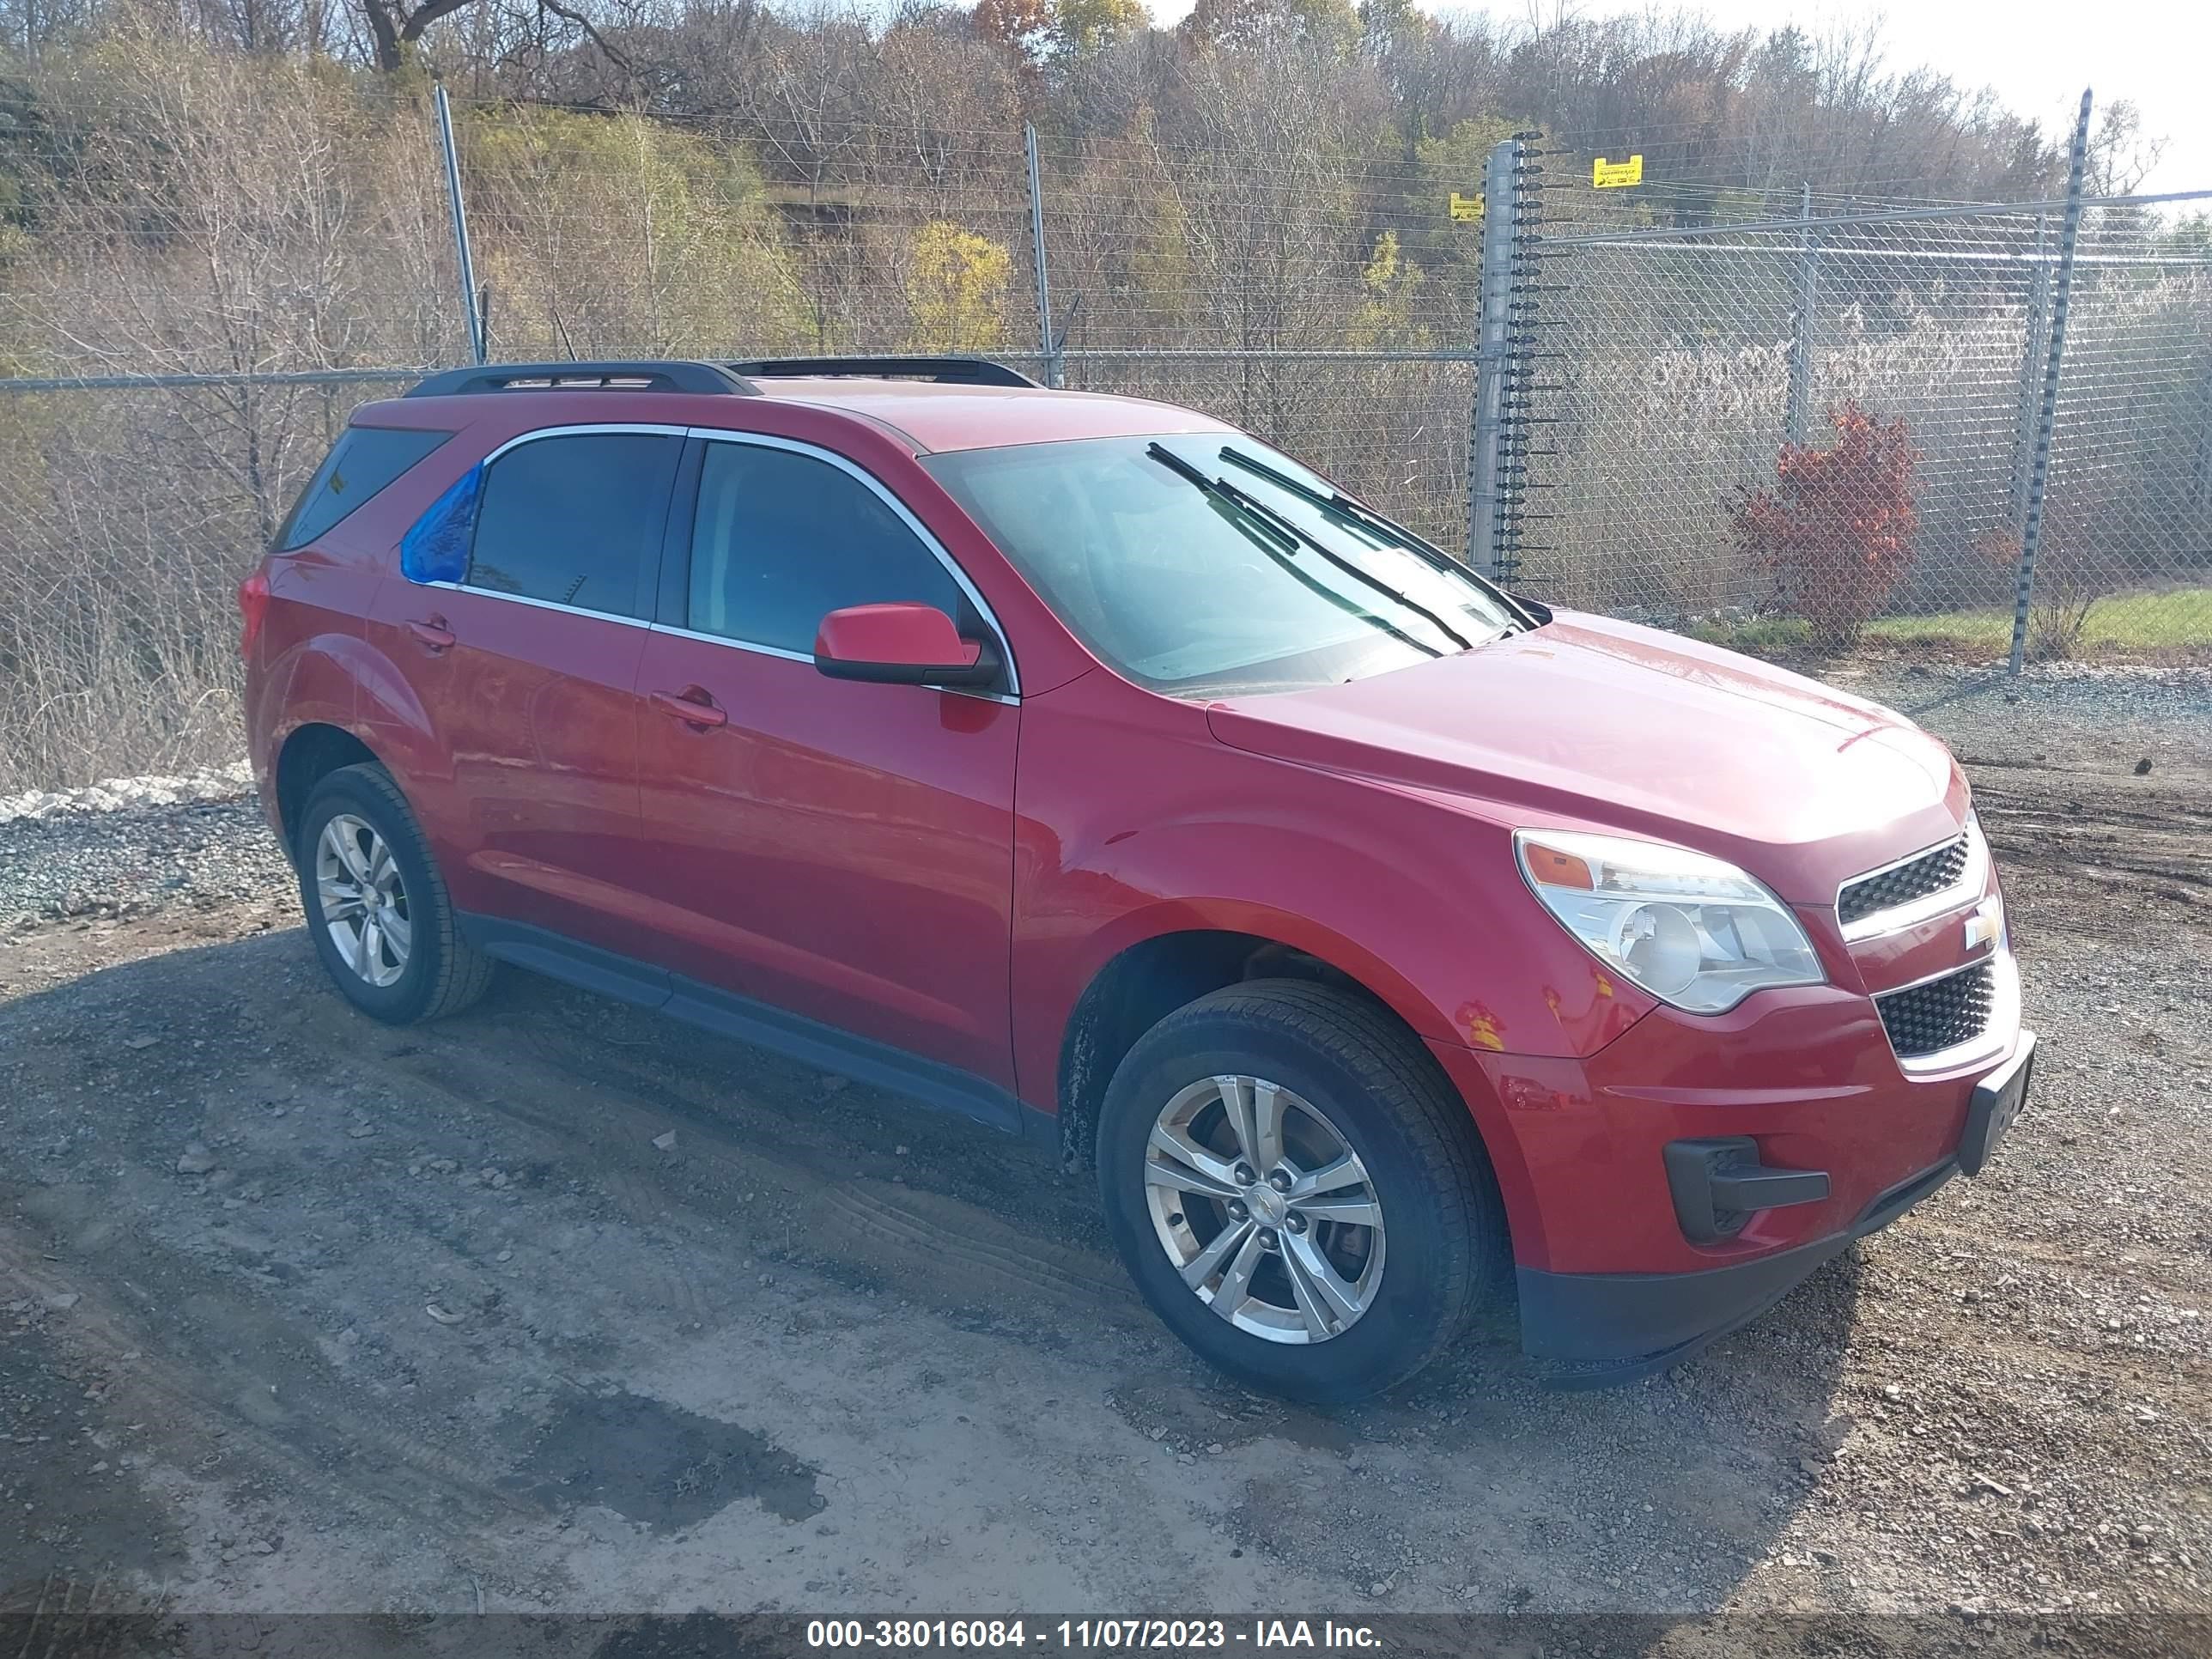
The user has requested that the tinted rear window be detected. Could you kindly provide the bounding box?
[277,426,451,550]
[467,431,681,618]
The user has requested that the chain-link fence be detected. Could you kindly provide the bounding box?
[1,70,2206,798]
[1496,142,2212,672]
[0,80,1494,792]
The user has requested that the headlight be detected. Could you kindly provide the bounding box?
[1515,830,1825,1014]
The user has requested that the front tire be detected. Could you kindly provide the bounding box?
[295,763,494,1025]
[1097,979,1510,1404]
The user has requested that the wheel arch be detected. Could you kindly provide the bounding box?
[1054,917,1471,1172]
[273,723,386,854]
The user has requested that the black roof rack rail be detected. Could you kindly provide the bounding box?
[404,361,756,398]
[726,355,1040,389]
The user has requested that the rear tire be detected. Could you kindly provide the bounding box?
[1097,978,1510,1403]
[295,763,494,1024]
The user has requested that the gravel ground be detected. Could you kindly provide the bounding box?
[0,795,293,929]
[0,675,2207,1645]
[1830,662,2212,775]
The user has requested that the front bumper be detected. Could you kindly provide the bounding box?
[1422,957,2033,1384]
[1516,1156,1960,1386]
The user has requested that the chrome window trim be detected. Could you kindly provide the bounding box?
[416,579,652,629]
[1836,821,1986,942]
[410,590,1019,708]
[427,422,691,622]
[479,421,692,465]
[684,426,1021,698]
[406,420,1024,702]
[647,621,811,665]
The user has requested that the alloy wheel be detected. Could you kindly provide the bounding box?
[1143,1074,1386,1344]
[315,814,411,988]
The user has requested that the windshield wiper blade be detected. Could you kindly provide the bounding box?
[1218,444,1539,632]
[1150,445,1475,652]
[1146,442,1296,549]
[1239,493,1478,653]
[1147,442,1455,659]
[1221,445,1407,546]
[1244,522,1443,660]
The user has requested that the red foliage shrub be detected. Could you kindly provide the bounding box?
[1727,399,1919,651]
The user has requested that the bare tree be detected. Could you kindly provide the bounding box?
[350,0,639,77]
[0,34,457,787]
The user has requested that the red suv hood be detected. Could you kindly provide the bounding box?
[1205,611,1966,904]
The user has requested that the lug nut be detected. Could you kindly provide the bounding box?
[1226,1200,1249,1221]
[1267,1170,1292,1194]
[1285,1213,1307,1235]
[1233,1163,1257,1187]
[1258,1228,1279,1251]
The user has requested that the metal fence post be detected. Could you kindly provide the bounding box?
[2009,89,2094,675]
[1785,181,1820,446]
[434,83,486,367]
[1024,123,1060,390]
[2010,213,2051,525]
[1466,138,1520,574]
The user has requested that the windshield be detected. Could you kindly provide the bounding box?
[921,434,1529,696]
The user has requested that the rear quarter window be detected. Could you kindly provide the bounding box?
[276,426,452,550]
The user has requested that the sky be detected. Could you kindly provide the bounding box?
[1139,0,2212,201]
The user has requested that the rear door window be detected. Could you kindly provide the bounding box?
[276,426,450,550]
[468,431,682,619]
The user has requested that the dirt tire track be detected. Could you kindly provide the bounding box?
[0,1209,533,1532]
[374,1013,1148,1329]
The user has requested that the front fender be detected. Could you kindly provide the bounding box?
[1010,673,1656,1111]
[1019,836,1600,1279]
[1054,883,1475,1052]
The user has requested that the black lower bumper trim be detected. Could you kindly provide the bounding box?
[1518,1232,1850,1366]
[1855,1158,1957,1234]
[1662,1136,1830,1243]
[1518,1158,1959,1383]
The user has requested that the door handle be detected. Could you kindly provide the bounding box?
[651,688,727,729]
[406,616,456,653]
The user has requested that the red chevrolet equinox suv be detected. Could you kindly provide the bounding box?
[240,355,2036,1401]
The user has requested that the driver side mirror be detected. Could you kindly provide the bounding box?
[813,603,1000,689]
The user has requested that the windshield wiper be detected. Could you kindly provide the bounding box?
[1218,444,1539,632]
[1146,442,1293,547]
[1146,444,1439,659]
[1221,445,1412,550]
[1146,443,1475,653]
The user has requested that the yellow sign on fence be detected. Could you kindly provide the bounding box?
[1448,191,1485,222]
[1592,155,1644,189]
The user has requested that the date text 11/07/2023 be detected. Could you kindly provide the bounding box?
[805,1620,1382,1650]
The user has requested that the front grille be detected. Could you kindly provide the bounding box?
[1876,961,1996,1059]
[1839,834,1971,927]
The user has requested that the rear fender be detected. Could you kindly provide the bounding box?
[346,635,458,807]
[251,635,365,832]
